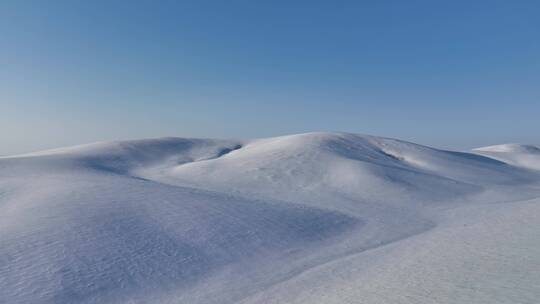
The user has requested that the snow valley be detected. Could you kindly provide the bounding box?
[1,132,539,304]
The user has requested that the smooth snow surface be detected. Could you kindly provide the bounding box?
[1,132,539,303]
[474,143,540,170]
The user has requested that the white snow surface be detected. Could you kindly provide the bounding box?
[474,143,540,170]
[1,132,539,303]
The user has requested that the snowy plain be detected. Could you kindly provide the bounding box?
[1,132,539,303]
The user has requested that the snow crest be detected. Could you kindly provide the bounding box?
[1,132,539,303]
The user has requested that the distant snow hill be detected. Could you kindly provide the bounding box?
[474,143,540,170]
[1,132,539,304]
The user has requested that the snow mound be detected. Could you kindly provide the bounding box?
[474,143,540,153]
[0,140,357,303]
[1,132,540,304]
[147,132,535,207]
[474,143,540,170]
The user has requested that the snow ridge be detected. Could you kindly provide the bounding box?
[1,132,539,304]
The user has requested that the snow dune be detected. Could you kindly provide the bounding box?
[1,132,539,303]
[474,143,540,170]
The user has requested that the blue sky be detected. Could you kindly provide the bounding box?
[1,1,539,154]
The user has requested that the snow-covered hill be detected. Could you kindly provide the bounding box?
[474,143,540,170]
[1,132,539,303]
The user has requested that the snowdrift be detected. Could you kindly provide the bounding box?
[1,132,539,303]
[474,143,540,170]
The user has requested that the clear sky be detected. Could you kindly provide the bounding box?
[1,1,539,155]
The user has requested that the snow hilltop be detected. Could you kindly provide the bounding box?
[1,132,540,304]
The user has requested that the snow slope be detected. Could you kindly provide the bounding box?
[1,132,539,303]
[474,143,540,170]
